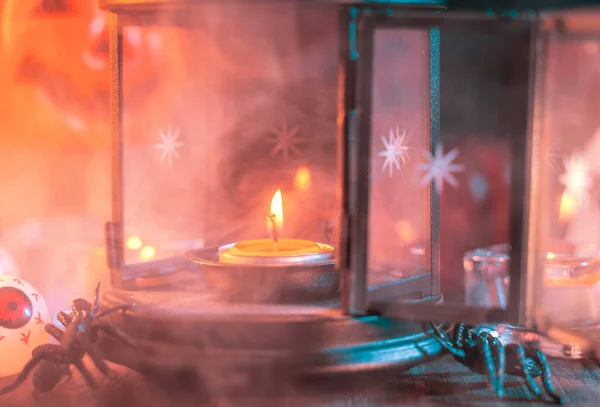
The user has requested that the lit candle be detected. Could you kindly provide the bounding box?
[559,191,576,239]
[218,189,334,265]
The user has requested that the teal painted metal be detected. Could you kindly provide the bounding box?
[356,0,448,5]
[451,0,600,12]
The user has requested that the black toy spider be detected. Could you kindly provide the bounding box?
[424,322,563,404]
[0,283,135,396]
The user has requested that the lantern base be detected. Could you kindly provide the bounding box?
[98,278,444,400]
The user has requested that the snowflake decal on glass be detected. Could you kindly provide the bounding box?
[559,152,592,207]
[269,122,302,162]
[418,143,465,194]
[154,126,183,166]
[378,127,410,177]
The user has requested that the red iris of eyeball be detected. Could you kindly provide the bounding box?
[0,287,33,329]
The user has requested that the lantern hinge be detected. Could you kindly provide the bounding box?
[105,221,123,270]
[348,7,359,60]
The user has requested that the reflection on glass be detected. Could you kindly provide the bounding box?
[368,29,431,285]
[533,31,600,325]
[464,244,509,308]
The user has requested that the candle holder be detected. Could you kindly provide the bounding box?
[185,244,338,304]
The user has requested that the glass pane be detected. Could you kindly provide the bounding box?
[368,28,431,288]
[368,16,533,312]
[121,5,339,269]
[0,3,113,320]
[531,18,600,327]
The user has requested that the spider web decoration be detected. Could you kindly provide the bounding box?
[154,126,183,166]
[418,143,465,194]
[378,126,410,177]
[269,122,303,162]
[559,152,592,208]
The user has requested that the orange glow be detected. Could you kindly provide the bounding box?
[559,191,577,223]
[139,245,156,261]
[268,189,284,237]
[294,167,312,191]
[547,252,557,260]
[126,236,143,250]
[396,220,417,243]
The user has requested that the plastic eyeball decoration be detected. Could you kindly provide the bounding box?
[0,275,50,378]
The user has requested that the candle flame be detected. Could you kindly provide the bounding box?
[268,189,284,238]
[294,167,312,191]
[126,236,143,250]
[559,191,577,223]
[139,245,156,261]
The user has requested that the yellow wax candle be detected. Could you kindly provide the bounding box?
[229,238,323,257]
[218,189,334,265]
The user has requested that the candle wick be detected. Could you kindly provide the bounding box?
[267,211,279,243]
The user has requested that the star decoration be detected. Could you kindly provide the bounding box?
[154,126,183,166]
[378,127,410,177]
[559,152,592,207]
[269,122,302,162]
[418,143,465,194]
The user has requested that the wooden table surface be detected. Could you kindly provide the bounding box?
[0,353,598,407]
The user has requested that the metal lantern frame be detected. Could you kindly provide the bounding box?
[339,7,443,317]
[339,9,536,325]
[100,0,598,330]
[100,0,450,293]
[525,10,600,334]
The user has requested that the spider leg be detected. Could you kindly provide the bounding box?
[423,322,466,359]
[82,326,113,377]
[453,323,466,348]
[87,346,114,377]
[0,344,69,396]
[64,367,73,383]
[72,359,98,390]
[485,332,505,398]
[94,305,131,320]
[476,332,498,395]
[526,348,563,405]
[57,311,73,329]
[90,323,138,348]
[506,344,541,398]
[45,324,65,342]
[0,356,44,395]
[92,283,101,314]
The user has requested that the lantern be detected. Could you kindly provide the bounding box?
[524,9,600,340]
[458,8,600,355]
[97,0,600,395]
[343,6,600,338]
[99,0,456,395]
[341,9,536,324]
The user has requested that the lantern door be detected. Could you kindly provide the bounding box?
[341,9,537,324]
[526,9,600,332]
[105,4,342,289]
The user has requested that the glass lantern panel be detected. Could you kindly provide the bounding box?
[357,12,535,323]
[528,11,600,328]
[367,27,432,291]
[119,4,340,276]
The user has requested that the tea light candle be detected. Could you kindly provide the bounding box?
[218,189,334,265]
